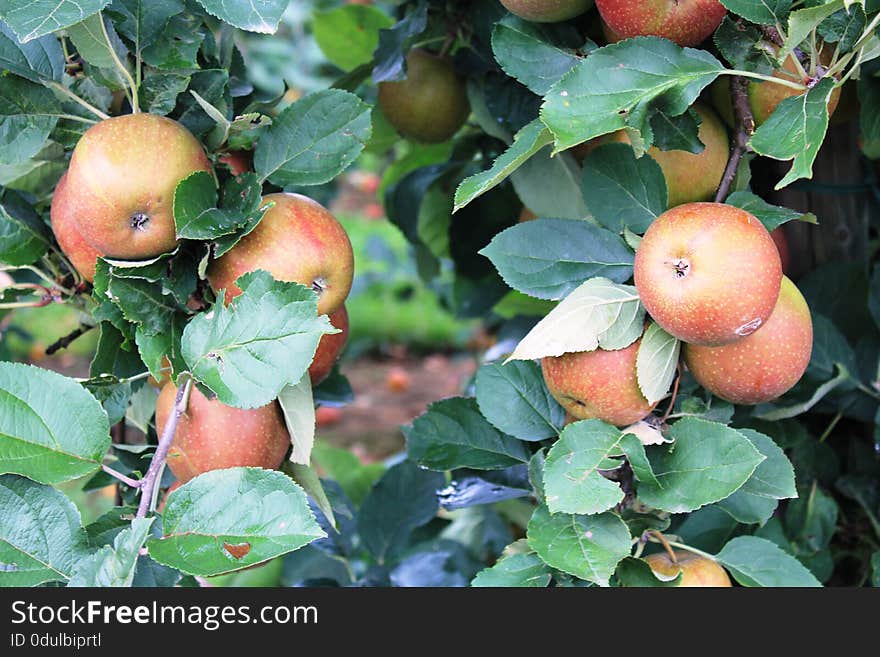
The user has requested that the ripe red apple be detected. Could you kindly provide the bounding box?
[634,203,782,346]
[218,150,252,176]
[499,0,593,22]
[576,104,728,208]
[541,331,658,427]
[770,227,790,274]
[711,47,841,127]
[65,113,212,260]
[315,405,343,427]
[644,550,732,586]
[595,0,726,47]
[683,276,812,405]
[207,193,354,315]
[378,49,470,144]
[309,304,349,385]
[386,366,412,393]
[50,172,101,282]
[155,383,291,484]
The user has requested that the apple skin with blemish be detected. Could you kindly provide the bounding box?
[595,0,726,47]
[155,383,291,484]
[644,550,732,587]
[207,193,354,315]
[51,172,102,282]
[65,113,212,259]
[683,276,813,405]
[541,331,657,427]
[634,202,783,346]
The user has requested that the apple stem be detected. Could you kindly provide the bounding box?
[101,464,142,489]
[663,540,718,563]
[720,69,807,92]
[648,531,678,563]
[659,363,683,424]
[714,75,755,203]
[136,375,193,518]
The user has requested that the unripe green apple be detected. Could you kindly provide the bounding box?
[65,113,212,260]
[541,332,658,427]
[683,276,812,405]
[155,383,291,484]
[499,0,593,23]
[711,47,841,127]
[634,202,782,346]
[644,550,732,587]
[378,49,470,144]
[309,304,349,385]
[207,193,354,316]
[575,104,728,208]
[51,173,101,282]
[595,0,726,47]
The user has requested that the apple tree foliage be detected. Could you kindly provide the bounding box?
[0,0,878,587]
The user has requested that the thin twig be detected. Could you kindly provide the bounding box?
[136,376,192,518]
[44,81,109,120]
[660,363,682,424]
[648,531,678,562]
[102,464,142,488]
[714,75,755,202]
[45,324,94,355]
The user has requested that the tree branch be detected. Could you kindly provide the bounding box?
[714,75,755,203]
[45,324,94,355]
[102,463,142,488]
[136,376,192,518]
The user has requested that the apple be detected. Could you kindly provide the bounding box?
[541,331,657,427]
[575,104,728,208]
[65,113,212,260]
[634,202,782,346]
[309,304,349,385]
[711,47,841,127]
[315,405,344,427]
[770,227,790,274]
[155,383,291,484]
[644,550,732,586]
[50,172,101,282]
[595,0,726,47]
[378,48,470,144]
[218,150,252,176]
[499,0,593,22]
[386,366,412,393]
[207,193,354,316]
[683,276,812,405]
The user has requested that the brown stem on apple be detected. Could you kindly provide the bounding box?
[136,376,192,518]
[660,363,682,424]
[714,75,755,203]
[45,324,95,355]
[649,531,678,563]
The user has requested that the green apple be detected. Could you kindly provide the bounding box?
[499,0,593,23]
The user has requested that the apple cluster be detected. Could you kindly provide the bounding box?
[50,113,355,485]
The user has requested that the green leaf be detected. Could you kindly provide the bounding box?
[508,278,643,361]
[371,1,427,82]
[405,397,530,471]
[454,119,553,211]
[715,536,822,587]
[725,190,816,231]
[286,462,335,531]
[543,420,626,515]
[636,323,680,405]
[69,517,153,587]
[194,0,288,33]
[716,429,797,524]
[0,76,59,165]
[0,362,111,484]
[491,18,581,96]
[312,442,384,506]
[471,552,552,587]
[181,270,335,409]
[527,505,631,586]
[650,107,704,153]
[0,190,49,265]
[749,77,834,189]
[480,219,635,301]
[0,474,91,586]
[147,468,324,577]
[635,418,765,513]
[581,143,667,234]
[510,147,589,220]
[782,1,845,60]
[541,37,723,153]
[278,374,315,466]
[0,0,110,42]
[110,0,184,51]
[67,12,128,72]
[254,89,371,188]
[357,459,444,563]
[475,361,564,442]
[313,5,393,72]
[719,0,791,25]
[0,20,64,82]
